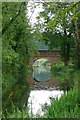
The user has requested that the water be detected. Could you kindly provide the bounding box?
[32,58,51,82]
[33,71,51,82]
[28,89,64,117]
[28,59,64,117]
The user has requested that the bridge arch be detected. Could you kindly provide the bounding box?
[30,51,60,66]
[31,57,52,66]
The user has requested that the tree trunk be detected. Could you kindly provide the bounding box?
[75,3,80,68]
[62,29,71,66]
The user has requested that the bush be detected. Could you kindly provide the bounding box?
[51,62,78,91]
[2,103,29,118]
[51,61,64,72]
[43,88,79,118]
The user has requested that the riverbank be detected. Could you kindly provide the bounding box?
[40,62,80,118]
[28,76,60,89]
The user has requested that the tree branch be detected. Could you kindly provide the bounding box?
[2,2,25,35]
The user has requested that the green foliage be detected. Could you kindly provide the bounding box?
[2,1,80,118]
[43,88,79,118]
[51,61,64,72]
[51,61,80,92]
[2,103,28,118]
[2,2,36,117]
[41,62,79,118]
[36,2,80,67]
[52,61,74,75]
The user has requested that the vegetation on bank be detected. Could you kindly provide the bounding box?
[2,2,36,117]
[2,62,79,118]
[51,61,80,91]
[2,103,29,118]
[43,88,79,118]
[41,62,79,118]
[51,61,79,85]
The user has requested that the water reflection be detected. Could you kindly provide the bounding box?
[30,59,64,117]
[32,58,51,82]
[33,71,51,82]
[28,90,64,117]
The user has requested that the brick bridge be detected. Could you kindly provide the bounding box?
[30,50,60,66]
[28,50,61,86]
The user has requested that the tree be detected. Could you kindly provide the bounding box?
[36,2,75,66]
[74,2,80,68]
[2,2,36,116]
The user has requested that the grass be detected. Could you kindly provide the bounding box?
[51,61,79,88]
[43,88,79,118]
[2,102,29,118]
[41,61,80,118]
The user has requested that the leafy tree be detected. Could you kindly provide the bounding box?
[74,2,80,68]
[2,2,36,116]
[36,2,80,66]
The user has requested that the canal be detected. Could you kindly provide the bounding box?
[27,58,65,117]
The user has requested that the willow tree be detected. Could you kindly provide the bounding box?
[2,2,35,115]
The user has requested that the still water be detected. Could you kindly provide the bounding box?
[32,58,51,82]
[27,59,64,117]
[28,89,64,117]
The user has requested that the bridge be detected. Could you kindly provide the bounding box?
[30,50,60,66]
[28,40,61,85]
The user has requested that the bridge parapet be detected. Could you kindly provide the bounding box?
[30,51,60,66]
[34,51,60,57]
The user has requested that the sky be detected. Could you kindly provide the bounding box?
[27,0,76,34]
[27,0,44,26]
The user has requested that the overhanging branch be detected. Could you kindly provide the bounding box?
[2,2,26,35]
